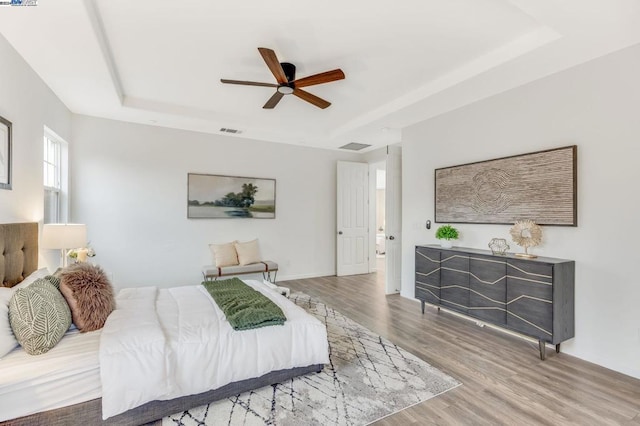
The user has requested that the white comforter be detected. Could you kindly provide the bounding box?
[99,280,329,419]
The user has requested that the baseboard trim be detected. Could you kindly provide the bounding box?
[278,271,336,282]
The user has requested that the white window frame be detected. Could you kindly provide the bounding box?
[43,127,69,224]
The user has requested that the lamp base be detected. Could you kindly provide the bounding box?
[60,249,69,268]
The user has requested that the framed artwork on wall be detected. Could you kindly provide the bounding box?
[0,116,11,190]
[435,145,577,226]
[187,173,276,219]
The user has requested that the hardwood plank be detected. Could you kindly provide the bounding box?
[282,272,640,425]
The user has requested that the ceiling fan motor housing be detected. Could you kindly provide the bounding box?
[281,62,296,83]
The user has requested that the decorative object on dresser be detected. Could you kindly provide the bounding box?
[434,145,577,226]
[0,115,11,190]
[41,223,88,267]
[510,219,543,258]
[488,238,509,255]
[415,245,574,360]
[188,173,276,219]
[435,224,459,248]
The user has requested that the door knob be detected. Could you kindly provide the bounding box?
[338,231,343,235]
[389,235,395,240]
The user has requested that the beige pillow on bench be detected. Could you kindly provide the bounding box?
[209,241,239,267]
[235,239,261,266]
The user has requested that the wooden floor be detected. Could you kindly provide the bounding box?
[283,272,640,425]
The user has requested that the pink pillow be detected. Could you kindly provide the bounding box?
[59,263,115,332]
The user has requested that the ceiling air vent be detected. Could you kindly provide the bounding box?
[220,127,242,134]
[339,142,371,151]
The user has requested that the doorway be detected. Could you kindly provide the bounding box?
[374,165,386,276]
[336,147,401,294]
[368,145,401,295]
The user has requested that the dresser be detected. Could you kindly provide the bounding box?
[415,245,575,359]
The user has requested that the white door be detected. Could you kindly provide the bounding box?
[385,146,402,294]
[337,161,369,276]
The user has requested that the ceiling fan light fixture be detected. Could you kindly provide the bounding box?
[277,85,294,95]
[222,47,344,109]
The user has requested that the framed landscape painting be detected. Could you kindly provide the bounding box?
[188,173,276,219]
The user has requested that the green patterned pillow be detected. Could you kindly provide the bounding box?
[8,279,71,355]
[42,275,61,289]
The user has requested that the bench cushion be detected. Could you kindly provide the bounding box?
[202,261,278,279]
[262,260,278,271]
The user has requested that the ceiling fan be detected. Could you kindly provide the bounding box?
[221,47,345,110]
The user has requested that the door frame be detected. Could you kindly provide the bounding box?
[368,161,385,273]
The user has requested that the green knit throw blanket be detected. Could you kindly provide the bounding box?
[202,278,286,331]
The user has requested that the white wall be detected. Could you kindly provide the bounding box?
[0,34,71,225]
[402,43,640,379]
[70,115,360,289]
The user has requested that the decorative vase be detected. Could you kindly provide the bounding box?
[440,239,453,249]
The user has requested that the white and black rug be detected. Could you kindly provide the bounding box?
[163,293,461,426]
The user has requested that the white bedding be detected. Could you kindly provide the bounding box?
[0,328,101,422]
[100,279,329,419]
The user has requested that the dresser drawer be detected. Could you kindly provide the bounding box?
[507,260,553,341]
[415,247,441,305]
[440,251,469,314]
[469,254,507,326]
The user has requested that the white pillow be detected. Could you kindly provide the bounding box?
[235,239,261,266]
[13,267,50,290]
[0,288,18,358]
[209,241,239,268]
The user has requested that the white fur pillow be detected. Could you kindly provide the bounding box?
[0,288,18,358]
[209,241,239,267]
[235,239,261,266]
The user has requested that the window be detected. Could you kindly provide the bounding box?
[43,128,68,223]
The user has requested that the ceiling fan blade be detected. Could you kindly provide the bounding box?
[263,91,285,109]
[292,88,331,109]
[258,47,288,84]
[293,69,345,88]
[220,79,278,88]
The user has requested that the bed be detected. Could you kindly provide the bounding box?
[0,222,327,425]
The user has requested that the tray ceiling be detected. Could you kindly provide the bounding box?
[1,0,639,151]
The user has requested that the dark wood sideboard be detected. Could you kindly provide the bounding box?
[415,245,575,359]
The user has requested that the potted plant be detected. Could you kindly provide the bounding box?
[435,225,459,248]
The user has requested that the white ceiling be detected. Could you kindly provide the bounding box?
[1,0,640,152]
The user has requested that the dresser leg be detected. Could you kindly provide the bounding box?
[556,343,561,353]
[538,340,546,360]
[421,301,425,314]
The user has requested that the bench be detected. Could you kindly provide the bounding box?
[202,260,278,283]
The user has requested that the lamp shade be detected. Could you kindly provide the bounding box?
[41,224,87,249]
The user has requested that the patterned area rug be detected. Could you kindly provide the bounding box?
[163,293,461,426]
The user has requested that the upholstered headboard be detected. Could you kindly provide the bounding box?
[0,222,39,288]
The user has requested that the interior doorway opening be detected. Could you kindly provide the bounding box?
[367,145,401,295]
[375,167,386,276]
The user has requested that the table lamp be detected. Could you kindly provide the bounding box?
[41,223,87,267]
